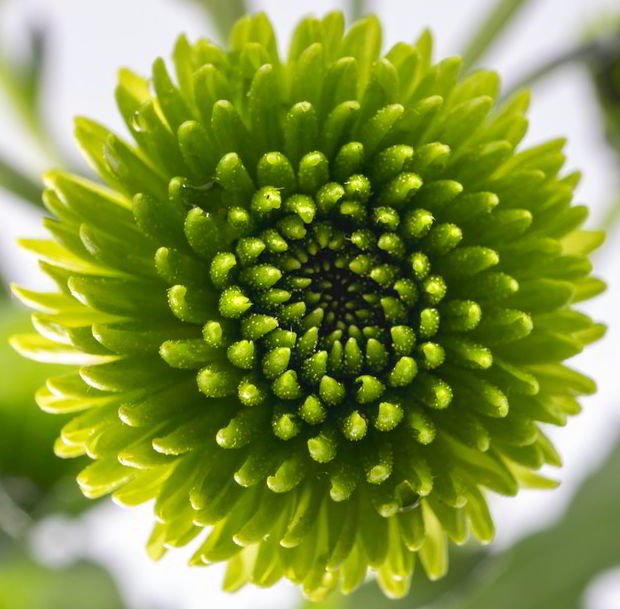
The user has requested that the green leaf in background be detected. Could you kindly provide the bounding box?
[0,305,86,516]
[0,308,117,606]
[0,545,127,609]
[445,436,620,609]
[0,305,69,486]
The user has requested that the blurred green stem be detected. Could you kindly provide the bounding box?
[501,36,618,100]
[0,24,64,210]
[191,0,247,43]
[601,198,620,235]
[461,0,533,71]
[350,0,369,21]
[0,158,43,210]
[0,28,64,169]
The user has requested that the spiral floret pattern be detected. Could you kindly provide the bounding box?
[11,12,605,600]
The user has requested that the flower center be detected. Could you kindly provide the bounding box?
[291,244,390,336]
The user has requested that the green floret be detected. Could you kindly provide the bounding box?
[11,10,605,601]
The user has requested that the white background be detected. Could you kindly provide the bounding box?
[1,0,619,608]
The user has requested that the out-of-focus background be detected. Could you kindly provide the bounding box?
[0,1,619,608]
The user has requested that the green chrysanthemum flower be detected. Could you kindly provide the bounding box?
[11,11,606,600]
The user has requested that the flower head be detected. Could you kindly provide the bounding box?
[11,12,605,600]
